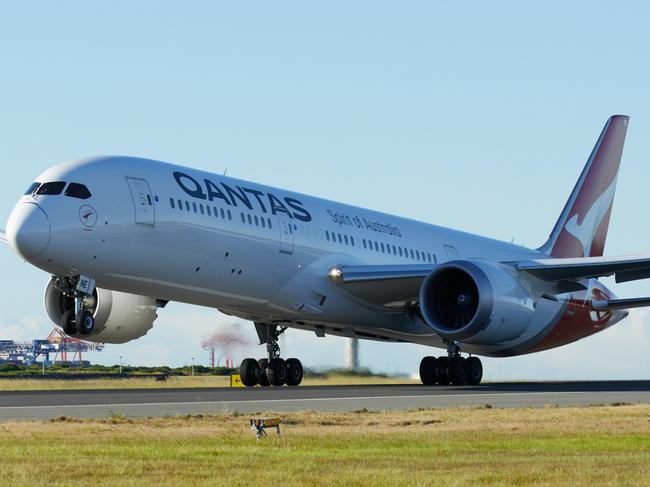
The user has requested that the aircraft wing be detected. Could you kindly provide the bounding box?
[515,254,650,283]
[330,254,650,307]
[328,264,434,306]
[0,229,6,244]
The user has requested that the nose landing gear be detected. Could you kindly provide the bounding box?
[53,275,96,337]
[239,322,304,387]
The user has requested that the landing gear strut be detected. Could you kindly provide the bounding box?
[52,275,97,336]
[419,341,483,386]
[239,322,304,387]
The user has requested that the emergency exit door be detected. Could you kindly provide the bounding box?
[126,177,155,226]
[277,213,294,254]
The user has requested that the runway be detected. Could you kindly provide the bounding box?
[1,381,649,420]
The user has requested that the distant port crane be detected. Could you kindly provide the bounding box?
[0,328,103,365]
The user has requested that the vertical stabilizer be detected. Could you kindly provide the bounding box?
[538,115,629,258]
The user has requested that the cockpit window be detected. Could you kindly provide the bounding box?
[64,183,92,199]
[36,181,66,195]
[24,182,40,195]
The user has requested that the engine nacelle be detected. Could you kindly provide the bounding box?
[419,260,535,345]
[44,279,158,343]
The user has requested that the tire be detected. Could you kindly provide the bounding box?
[449,357,469,385]
[285,358,303,386]
[419,356,437,385]
[466,357,483,385]
[60,310,77,336]
[77,310,95,335]
[256,358,270,386]
[240,358,259,387]
[435,356,450,385]
[266,358,287,386]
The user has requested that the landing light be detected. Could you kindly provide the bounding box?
[328,267,342,280]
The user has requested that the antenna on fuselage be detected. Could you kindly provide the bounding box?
[223,168,228,176]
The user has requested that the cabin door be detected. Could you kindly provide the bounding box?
[126,177,155,226]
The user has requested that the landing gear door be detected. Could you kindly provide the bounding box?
[126,177,155,226]
[277,213,294,254]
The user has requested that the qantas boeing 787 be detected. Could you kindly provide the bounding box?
[2,115,649,386]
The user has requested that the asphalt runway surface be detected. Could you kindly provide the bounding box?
[1,381,649,420]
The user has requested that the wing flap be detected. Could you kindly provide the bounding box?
[515,254,650,283]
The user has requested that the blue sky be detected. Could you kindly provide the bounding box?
[1,2,649,379]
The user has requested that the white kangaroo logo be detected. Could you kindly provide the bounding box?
[564,177,617,257]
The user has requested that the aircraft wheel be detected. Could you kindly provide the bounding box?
[256,358,270,386]
[77,310,95,335]
[60,310,77,336]
[449,357,469,385]
[285,358,303,386]
[240,358,259,387]
[267,358,287,386]
[419,356,437,385]
[435,356,451,385]
[467,357,483,385]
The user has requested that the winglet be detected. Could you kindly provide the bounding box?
[539,115,629,258]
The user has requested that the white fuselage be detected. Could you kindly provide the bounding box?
[6,156,625,357]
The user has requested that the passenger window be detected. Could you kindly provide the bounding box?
[338,234,342,244]
[227,210,232,220]
[206,206,211,216]
[185,201,190,211]
[247,214,252,225]
[350,236,355,246]
[24,182,40,195]
[326,231,330,241]
[399,247,403,257]
[261,218,266,228]
[177,199,183,210]
[170,198,175,209]
[254,215,259,226]
[241,213,246,223]
[199,204,204,215]
[380,243,385,253]
[267,218,272,228]
[362,239,367,249]
[374,241,379,251]
[36,181,66,195]
[344,235,349,245]
[192,202,197,213]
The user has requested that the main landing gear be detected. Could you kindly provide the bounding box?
[419,342,483,386]
[53,275,97,337]
[240,323,304,387]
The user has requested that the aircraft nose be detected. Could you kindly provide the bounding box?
[6,202,51,258]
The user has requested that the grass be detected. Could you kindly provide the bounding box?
[0,373,419,391]
[0,405,649,486]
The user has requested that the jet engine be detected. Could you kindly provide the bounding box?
[419,260,535,345]
[44,278,159,343]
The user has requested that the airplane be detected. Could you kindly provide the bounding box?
[2,114,650,387]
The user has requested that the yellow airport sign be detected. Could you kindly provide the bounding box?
[230,374,244,387]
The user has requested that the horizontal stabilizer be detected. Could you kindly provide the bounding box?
[516,254,650,283]
[591,297,650,311]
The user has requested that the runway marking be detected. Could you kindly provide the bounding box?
[0,390,624,410]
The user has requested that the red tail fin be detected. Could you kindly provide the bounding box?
[539,115,629,258]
